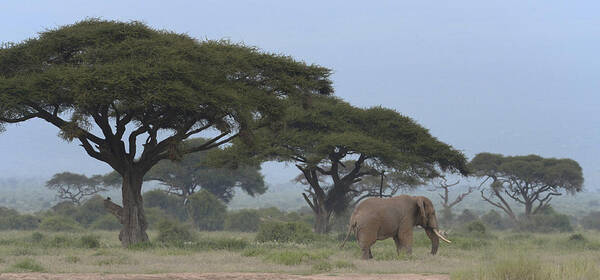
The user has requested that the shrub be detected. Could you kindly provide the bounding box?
[455,209,478,225]
[194,237,249,250]
[9,258,45,272]
[143,189,187,221]
[89,214,121,230]
[466,221,487,234]
[39,216,82,232]
[312,261,332,272]
[79,235,101,248]
[188,190,226,231]
[581,211,600,230]
[0,214,40,230]
[73,195,106,226]
[256,221,315,243]
[156,220,194,245]
[29,232,45,243]
[144,207,171,230]
[481,210,508,230]
[518,207,573,232]
[225,209,261,232]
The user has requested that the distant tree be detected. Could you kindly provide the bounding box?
[46,172,118,205]
[145,138,266,203]
[429,177,476,223]
[470,153,584,221]
[265,96,469,233]
[0,20,332,245]
[187,190,227,231]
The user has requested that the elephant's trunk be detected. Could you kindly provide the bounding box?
[425,228,439,255]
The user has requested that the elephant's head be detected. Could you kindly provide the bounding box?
[415,196,451,255]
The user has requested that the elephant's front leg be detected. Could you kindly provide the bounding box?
[397,227,414,255]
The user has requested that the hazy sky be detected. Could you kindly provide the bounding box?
[0,1,598,189]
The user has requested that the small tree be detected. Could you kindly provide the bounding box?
[0,20,332,245]
[187,190,226,231]
[429,177,476,223]
[145,138,266,203]
[470,153,584,221]
[46,172,117,204]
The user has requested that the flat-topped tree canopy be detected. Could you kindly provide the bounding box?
[0,19,332,245]
[470,153,583,220]
[263,95,468,233]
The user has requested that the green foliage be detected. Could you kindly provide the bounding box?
[45,172,111,204]
[72,195,106,226]
[312,261,333,272]
[455,209,479,225]
[0,213,39,230]
[143,189,187,221]
[470,153,584,218]
[156,220,195,245]
[518,207,573,232]
[194,237,249,250]
[89,214,121,230]
[581,211,600,230]
[188,190,226,231]
[144,207,172,230]
[78,234,101,248]
[38,216,82,232]
[224,209,262,232]
[481,210,510,230]
[146,138,267,203]
[29,232,44,243]
[466,221,487,234]
[263,250,330,265]
[256,221,315,243]
[8,258,45,272]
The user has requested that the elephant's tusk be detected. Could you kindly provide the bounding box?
[434,229,452,244]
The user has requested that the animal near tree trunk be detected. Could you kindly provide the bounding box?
[118,171,149,247]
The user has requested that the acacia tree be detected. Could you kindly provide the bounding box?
[268,96,469,233]
[46,172,119,205]
[469,153,584,221]
[0,20,332,245]
[145,138,266,203]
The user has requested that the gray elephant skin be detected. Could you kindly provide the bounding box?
[342,195,451,259]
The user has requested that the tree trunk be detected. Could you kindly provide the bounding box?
[524,201,533,218]
[314,209,331,234]
[119,171,149,247]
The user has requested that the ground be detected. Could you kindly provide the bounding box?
[0,273,449,280]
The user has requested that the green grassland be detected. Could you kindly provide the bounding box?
[0,229,598,279]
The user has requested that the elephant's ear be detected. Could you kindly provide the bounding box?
[416,197,426,224]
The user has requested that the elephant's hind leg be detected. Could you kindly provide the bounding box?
[393,235,401,256]
[357,229,376,260]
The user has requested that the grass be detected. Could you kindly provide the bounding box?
[0,229,597,276]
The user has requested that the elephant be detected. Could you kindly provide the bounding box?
[341,195,451,259]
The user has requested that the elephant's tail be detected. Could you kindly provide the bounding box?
[340,220,357,248]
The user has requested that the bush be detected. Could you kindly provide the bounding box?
[581,211,600,230]
[466,220,487,235]
[256,221,315,243]
[90,214,121,230]
[518,207,573,232]
[73,195,106,226]
[79,235,101,248]
[188,190,226,231]
[0,214,40,230]
[225,209,261,232]
[455,209,479,225]
[156,220,195,245]
[145,207,171,230]
[39,216,82,232]
[481,210,508,230]
[194,237,249,250]
[9,258,45,272]
[143,189,187,221]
